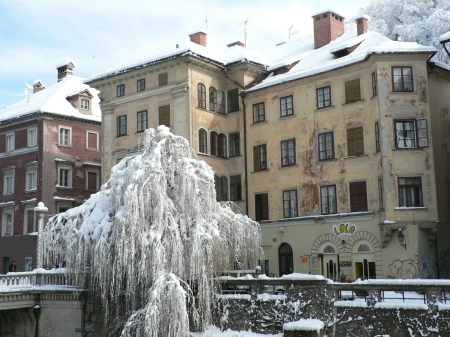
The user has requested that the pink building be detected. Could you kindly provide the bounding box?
[0,61,101,272]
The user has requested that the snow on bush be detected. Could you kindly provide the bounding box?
[43,126,262,336]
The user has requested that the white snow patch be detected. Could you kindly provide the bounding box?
[334,300,368,307]
[374,302,428,310]
[283,318,324,331]
[257,293,286,301]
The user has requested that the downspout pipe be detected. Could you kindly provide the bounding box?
[240,91,249,215]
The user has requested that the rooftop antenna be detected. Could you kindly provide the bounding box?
[199,0,218,41]
[238,18,250,48]
[24,83,33,103]
[288,25,299,42]
[92,54,97,75]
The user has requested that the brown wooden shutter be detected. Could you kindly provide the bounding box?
[261,193,269,220]
[345,79,361,103]
[159,105,170,127]
[355,127,364,155]
[347,128,355,156]
[349,181,368,212]
[88,172,97,190]
[394,119,398,148]
[417,119,429,147]
[27,210,35,233]
[159,72,168,86]
[253,146,260,171]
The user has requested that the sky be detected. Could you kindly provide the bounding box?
[0,0,370,109]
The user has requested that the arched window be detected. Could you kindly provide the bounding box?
[198,129,207,153]
[209,87,216,111]
[198,83,206,109]
[358,244,371,252]
[219,134,227,158]
[279,243,293,276]
[211,132,218,156]
[323,245,336,253]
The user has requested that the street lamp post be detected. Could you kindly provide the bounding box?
[34,202,48,269]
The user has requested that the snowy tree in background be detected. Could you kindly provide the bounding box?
[361,0,450,63]
[43,126,262,336]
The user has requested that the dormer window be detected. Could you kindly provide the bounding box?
[81,99,89,110]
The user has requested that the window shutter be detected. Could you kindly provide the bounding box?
[355,127,364,155]
[261,193,269,220]
[417,119,429,147]
[227,90,232,112]
[253,146,260,171]
[394,119,398,148]
[345,79,360,103]
[347,128,356,156]
[349,181,368,212]
[27,210,35,233]
[159,105,170,127]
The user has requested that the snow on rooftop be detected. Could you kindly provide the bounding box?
[311,9,346,18]
[88,38,271,82]
[0,76,101,123]
[250,24,436,93]
[354,14,371,21]
[55,60,75,68]
[440,31,450,42]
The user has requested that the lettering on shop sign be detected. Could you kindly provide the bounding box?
[339,261,352,267]
[333,223,356,236]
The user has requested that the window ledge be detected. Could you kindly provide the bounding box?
[228,155,243,159]
[318,158,338,162]
[58,144,72,148]
[394,207,427,210]
[371,94,377,100]
[279,164,299,169]
[389,90,417,94]
[392,147,423,151]
[25,189,37,193]
[197,152,228,160]
[197,106,228,116]
[344,154,367,159]
[56,186,73,190]
[251,120,268,126]
[251,169,270,174]
[86,148,99,152]
[115,134,129,138]
[278,114,296,120]
[314,105,335,112]
[2,193,14,197]
[342,99,365,106]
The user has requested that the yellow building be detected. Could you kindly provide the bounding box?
[243,11,447,280]
[86,32,270,214]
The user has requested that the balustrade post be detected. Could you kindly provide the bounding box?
[34,202,48,269]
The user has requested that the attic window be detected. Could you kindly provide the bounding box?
[334,49,349,58]
[81,99,89,110]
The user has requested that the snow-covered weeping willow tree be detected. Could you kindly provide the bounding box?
[43,126,262,336]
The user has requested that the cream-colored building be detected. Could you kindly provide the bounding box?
[86,33,270,214]
[243,11,449,280]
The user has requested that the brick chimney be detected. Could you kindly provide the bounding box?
[33,80,45,93]
[56,61,75,82]
[227,40,245,48]
[312,10,345,49]
[355,15,370,36]
[189,30,207,47]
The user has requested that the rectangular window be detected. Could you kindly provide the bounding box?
[280,95,293,117]
[117,115,127,136]
[345,79,361,103]
[372,72,377,96]
[117,84,125,97]
[86,131,99,150]
[58,167,71,187]
[227,88,239,113]
[215,176,228,201]
[217,90,225,114]
[159,105,170,127]
[137,79,145,92]
[24,207,36,234]
[255,193,269,221]
[347,126,364,156]
[3,211,13,236]
[395,119,428,148]
[318,132,334,160]
[6,133,14,152]
[321,185,337,214]
[230,175,241,201]
[137,110,148,133]
[228,132,240,157]
[26,164,37,191]
[317,86,331,109]
[59,126,72,146]
[378,178,383,210]
[159,72,168,87]
[87,170,99,191]
[81,99,89,110]
[281,139,295,166]
[392,66,413,92]
[398,177,422,207]
[4,169,14,195]
[28,128,37,147]
[349,181,368,212]
[259,260,269,275]
[283,190,298,218]
[375,122,380,152]
[253,144,267,171]
[253,102,265,123]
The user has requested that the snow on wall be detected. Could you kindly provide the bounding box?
[43,126,262,336]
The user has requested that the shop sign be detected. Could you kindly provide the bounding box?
[333,223,356,236]
[339,261,352,267]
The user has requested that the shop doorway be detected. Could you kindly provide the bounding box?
[319,245,339,280]
[353,242,376,279]
[279,243,293,276]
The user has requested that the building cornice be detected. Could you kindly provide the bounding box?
[0,111,100,128]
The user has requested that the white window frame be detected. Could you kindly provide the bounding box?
[86,168,100,191]
[6,133,14,152]
[81,99,89,110]
[86,130,99,151]
[25,164,37,191]
[28,128,37,147]
[57,201,73,213]
[58,126,72,147]
[57,164,73,188]
[23,203,36,234]
[2,208,14,236]
[3,169,14,195]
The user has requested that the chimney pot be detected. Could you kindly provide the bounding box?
[189,30,207,47]
[355,14,370,36]
[312,10,345,49]
[56,61,75,82]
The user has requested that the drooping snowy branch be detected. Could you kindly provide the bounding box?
[43,126,262,336]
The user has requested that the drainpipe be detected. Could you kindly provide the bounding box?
[240,91,249,215]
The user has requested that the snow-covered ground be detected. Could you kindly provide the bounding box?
[191,327,282,337]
